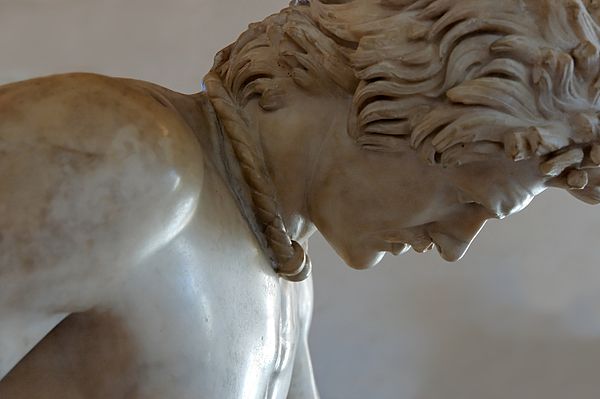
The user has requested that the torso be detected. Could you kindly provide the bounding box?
[0,77,311,399]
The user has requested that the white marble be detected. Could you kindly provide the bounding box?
[2,1,600,399]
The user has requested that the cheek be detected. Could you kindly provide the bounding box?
[308,176,353,245]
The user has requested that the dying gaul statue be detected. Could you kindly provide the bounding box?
[2,0,600,398]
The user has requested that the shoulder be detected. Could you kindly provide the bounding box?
[1,72,206,193]
[0,73,208,289]
[0,75,211,369]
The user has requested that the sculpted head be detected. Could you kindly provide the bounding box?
[206,0,600,269]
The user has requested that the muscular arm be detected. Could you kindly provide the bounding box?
[0,73,205,379]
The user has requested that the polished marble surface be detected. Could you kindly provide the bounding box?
[2,1,600,398]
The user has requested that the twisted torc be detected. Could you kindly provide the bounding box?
[204,71,311,282]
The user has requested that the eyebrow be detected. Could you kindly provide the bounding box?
[457,189,504,219]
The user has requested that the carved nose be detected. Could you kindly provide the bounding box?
[429,209,489,261]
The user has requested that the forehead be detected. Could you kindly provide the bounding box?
[447,157,546,218]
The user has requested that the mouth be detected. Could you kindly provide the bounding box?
[412,240,435,253]
[389,242,411,256]
[385,232,435,256]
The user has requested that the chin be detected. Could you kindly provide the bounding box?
[338,248,386,270]
[319,231,387,269]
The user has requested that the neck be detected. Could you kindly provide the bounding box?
[255,120,316,244]
[203,72,315,281]
[251,94,352,245]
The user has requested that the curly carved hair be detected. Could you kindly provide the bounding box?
[208,0,600,205]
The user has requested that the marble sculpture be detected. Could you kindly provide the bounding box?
[1,0,600,397]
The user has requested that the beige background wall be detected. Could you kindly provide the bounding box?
[2,1,600,398]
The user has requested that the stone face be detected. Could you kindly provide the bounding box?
[2,1,600,398]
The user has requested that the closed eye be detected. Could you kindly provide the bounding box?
[456,189,477,206]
